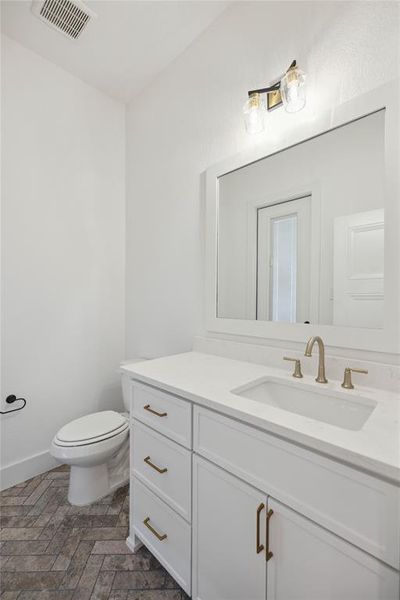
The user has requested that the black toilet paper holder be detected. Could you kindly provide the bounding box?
[1,395,27,415]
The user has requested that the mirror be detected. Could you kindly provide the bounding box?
[217,110,385,329]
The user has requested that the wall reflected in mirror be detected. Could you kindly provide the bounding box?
[217,110,384,328]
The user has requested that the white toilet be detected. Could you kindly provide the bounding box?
[50,374,131,506]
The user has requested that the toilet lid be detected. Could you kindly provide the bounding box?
[56,411,127,444]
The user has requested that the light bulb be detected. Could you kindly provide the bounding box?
[280,65,306,113]
[243,93,265,134]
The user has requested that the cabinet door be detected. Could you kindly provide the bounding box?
[193,455,267,600]
[267,498,399,600]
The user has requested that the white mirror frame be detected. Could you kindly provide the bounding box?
[205,81,399,355]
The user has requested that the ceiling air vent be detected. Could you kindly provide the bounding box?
[31,0,97,40]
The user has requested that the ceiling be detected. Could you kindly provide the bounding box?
[1,0,229,102]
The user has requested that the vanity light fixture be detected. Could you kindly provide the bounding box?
[243,60,306,133]
[243,92,265,134]
[280,61,306,113]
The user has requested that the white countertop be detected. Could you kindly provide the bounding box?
[121,351,400,483]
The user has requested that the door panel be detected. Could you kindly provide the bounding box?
[333,209,384,328]
[257,195,311,323]
[193,455,267,600]
[267,498,399,600]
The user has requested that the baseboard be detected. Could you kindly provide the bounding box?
[0,450,59,491]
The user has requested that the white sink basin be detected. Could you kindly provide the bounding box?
[232,378,377,431]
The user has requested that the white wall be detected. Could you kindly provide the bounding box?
[125,1,399,359]
[1,36,125,488]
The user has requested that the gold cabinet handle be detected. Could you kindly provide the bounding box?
[144,455,168,474]
[256,502,265,554]
[143,517,167,541]
[266,508,273,561]
[143,404,167,417]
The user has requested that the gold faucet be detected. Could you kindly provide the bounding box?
[341,367,368,389]
[304,336,328,383]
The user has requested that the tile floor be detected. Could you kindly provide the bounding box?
[0,465,188,599]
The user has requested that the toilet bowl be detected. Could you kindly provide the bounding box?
[51,410,129,505]
[50,372,134,506]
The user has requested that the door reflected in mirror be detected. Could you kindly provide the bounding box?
[217,110,384,328]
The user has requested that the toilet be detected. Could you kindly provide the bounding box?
[50,373,132,506]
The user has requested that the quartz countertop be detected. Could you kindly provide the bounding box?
[121,351,400,483]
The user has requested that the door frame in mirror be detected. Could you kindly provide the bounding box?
[205,81,399,354]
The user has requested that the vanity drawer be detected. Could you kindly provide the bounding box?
[132,382,192,448]
[133,421,192,521]
[194,406,400,569]
[133,478,191,594]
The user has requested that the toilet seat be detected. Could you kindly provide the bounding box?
[54,411,128,447]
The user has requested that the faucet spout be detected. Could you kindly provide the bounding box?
[304,336,328,384]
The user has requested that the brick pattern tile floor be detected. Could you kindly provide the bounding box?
[0,465,189,599]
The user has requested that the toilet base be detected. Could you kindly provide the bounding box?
[68,464,129,506]
[67,439,130,506]
[68,464,109,506]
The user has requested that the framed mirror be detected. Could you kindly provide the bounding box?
[205,82,399,354]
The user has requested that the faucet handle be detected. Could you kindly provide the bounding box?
[283,357,303,379]
[341,367,368,390]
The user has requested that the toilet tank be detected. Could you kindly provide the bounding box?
[120,359,147,411]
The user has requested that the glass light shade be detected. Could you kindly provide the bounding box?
[280,66,306,113]
[243,93,265,134]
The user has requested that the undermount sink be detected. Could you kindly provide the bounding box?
[232,378,377,431]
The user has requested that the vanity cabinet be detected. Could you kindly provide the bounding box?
[133,421,191,521]
[128,380,400,600]
[266,498,399,600]
[192,456,399,600]
[128,382,193,594]
[132,477,191,592]
[193,405,399,569]
[131,382,192,448]
[193,455,268,600]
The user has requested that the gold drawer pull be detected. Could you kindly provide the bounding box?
[256,502,265,554]
[266,508,273,561]
[144,455,168,474]
[143,517,167,541]
[143,404,167,417]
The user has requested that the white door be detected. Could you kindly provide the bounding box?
[267,498,399,600]
[257,196,311,323]
[333,209,384,328]
[192,456,267,600]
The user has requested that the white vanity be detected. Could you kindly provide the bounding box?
[123,352,400,600]
[124,81,400,599]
